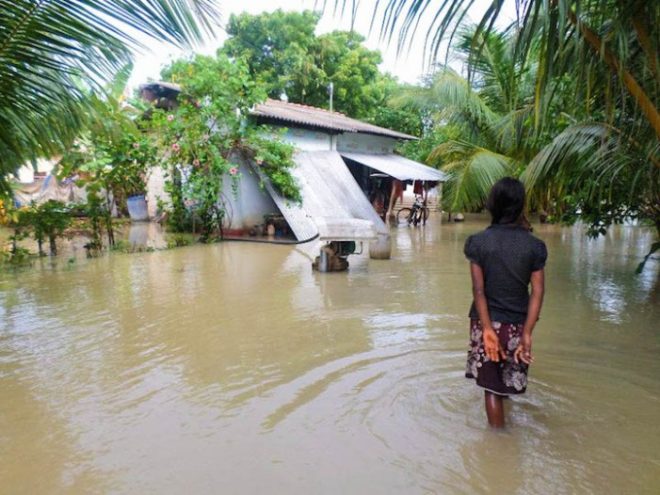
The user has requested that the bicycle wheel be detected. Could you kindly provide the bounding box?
[396,208,412,225]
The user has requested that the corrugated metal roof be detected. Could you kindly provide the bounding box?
[341,152,448,182]
[140,84,416,140]
[260,151,387,242]
[252,99,417,140]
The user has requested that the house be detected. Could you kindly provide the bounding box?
[143,84,446,260]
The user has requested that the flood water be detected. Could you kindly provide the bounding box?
[1,215,658,494]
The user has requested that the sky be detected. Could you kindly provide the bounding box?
[127,0,516,90]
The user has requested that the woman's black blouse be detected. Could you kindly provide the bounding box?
[464,224,547,324]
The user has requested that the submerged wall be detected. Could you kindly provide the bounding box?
[221,160,280,233]
[145,161,280,232]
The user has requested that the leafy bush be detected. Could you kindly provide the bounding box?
[19,200,72,256]
[151,54,300,241]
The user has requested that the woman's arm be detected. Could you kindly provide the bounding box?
[514,269,545,364]
[470,262,506,362]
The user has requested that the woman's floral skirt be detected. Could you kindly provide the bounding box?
[466,319,529,396]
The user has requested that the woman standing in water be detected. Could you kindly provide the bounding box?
[464,178,547,428]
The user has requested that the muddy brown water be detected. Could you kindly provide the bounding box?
[1,215,658,494]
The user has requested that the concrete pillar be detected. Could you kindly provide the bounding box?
[369,233,391,259]
[318,247,330,272]
[146,166,170,219]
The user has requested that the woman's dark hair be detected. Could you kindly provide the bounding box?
[486,177,526,225]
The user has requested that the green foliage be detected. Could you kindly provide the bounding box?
[396,58,525,212]
[0,0,220,195]
[398,126,460,164]
[248,136,301,203]
[84,183,114,253]
[394,24,658,240]
[110,240,155,254]
[345,1,659,241]
[433,142,515,213]
[341,1,658,136]
[522,123,660,237]
[0,241,31,268]
[19,200,72,256]
[152,54,300,241]
[219,9,420,133]
[166,233,195,249]
[367,76,424,136]
[0,201,32,267]
[312,30,384,118]
[60,79,157,216]
[221,10,324,102]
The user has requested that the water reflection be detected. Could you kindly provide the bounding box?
[127,222,168,249]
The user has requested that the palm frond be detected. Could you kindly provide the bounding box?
[330,1,659,139]
[522,122,659,207]
[394,68,499,131]
[431,140,514,212]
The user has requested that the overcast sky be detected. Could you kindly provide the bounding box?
[127,0,516,90]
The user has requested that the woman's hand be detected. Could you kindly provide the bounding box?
[514,333,534,364]
[483,328,506,362]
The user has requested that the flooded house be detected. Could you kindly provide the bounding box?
[142,83,446,264]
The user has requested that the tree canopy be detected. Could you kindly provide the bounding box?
[219,9,421,133]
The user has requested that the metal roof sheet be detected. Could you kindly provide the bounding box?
[341,152,448,182]
[140,84,417,140]
[261,151,387,242]
[252,99,417,140]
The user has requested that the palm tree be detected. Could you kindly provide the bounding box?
[339,1,658,142]
[354,1,658,256]
[0,0,220,195]
[395,29,537,213]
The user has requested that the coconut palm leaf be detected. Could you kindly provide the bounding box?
[395,68,499,132]
[330,1,659,140]
[430,140,514,212]
[523,123,651,189]
[0,0,220,195]
[522,122,660,231]
[492,104,537,159]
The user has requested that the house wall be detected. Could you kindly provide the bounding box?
[337,134,397,154]
[265,126,400,154]
[222,160,280,232]
[144,127,403,225]
[146,162,279,228]
[280,128,333,151]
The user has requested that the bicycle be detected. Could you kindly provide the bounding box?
[396,195,430,226]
